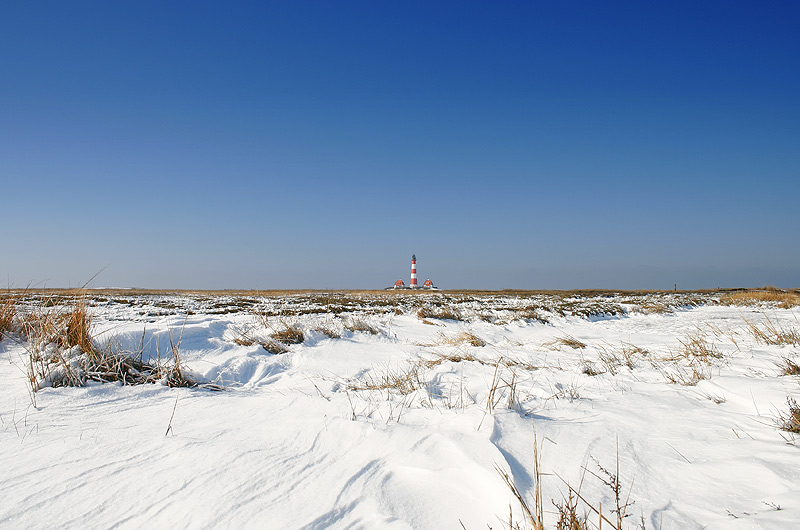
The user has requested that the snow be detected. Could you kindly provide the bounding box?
[1,293,798,529]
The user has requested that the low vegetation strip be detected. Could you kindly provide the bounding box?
[721,287,800,309]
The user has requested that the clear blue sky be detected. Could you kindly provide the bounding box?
[2,1,798,290]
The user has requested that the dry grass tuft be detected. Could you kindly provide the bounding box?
[652,332,722,385]
[457,331,486,347]
[499,434,645,530]
[555,451,640,530]
[517,306,550,324]
[19,297,95,354]
[593,342,648,375]
[96,341,200,389]
[422,331,486,348]
[722,288,800,309]
[23,306,205,391]
[13,289,214,392]
[418,351,480,368]
[313,323,342,339]
[699,390,726,404]
[233,335,255,346]
[261,340,290,354]
[668,332,721,362]
[551,380,581,402]
[662,364,711,386]
[621,343,648,361]
[496,430,544,530]
[230,324,290,353]
[344,318,379,335]
[635,301,672,315]
[650,334,712,384]
[778,397,800,434]
[554,491,588,530]
[582,361,603,377]
[271,324,305,345]
[63,299,93,352]
[0,296,17,337]
[746,317,800,346]
[228,320,288,355]
[348,365,424,395]
[486,359,523,412]
[420,351,539,373]
[544,335,587,351]
[779,358,800,376]
[416,305,463,321]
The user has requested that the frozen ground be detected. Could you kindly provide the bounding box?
[1,292,798,529]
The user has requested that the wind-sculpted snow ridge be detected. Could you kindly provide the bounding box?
[1,291,799,529]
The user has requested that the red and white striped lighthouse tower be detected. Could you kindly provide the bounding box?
[410,254,418,288]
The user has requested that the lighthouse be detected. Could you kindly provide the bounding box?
[386,255,437,289]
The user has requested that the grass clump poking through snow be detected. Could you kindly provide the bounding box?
[453,331,486,347]
[779,358,800,376]
[344,318,379,335]
[270,324,305,345]
[633,301,673,315]
[416,305,462,321]
[418,351,480,368]
[653,332,723,386]
[544,335,587,351]
[63,298,93,353]
[553,490,588,530]
[486,359,523,413]
[591,342,648,375]
[497,434,644,530]
[496,430,545,530]
[0,295,17,337]
[745,317,800,346]
[662,364,711,386]
[232,328,288,353]
[675,332,721,361]
[313,322,342,339]
[20,297,95,354]
[231,318,295,353]
[232,335,256,347]
[778,397,800,434]
[89,339,200,389]
[347,365,424,395]
[500,434,647,530]
[21,296,204,391]
[261,340,290,355]
[516,306,550,324]
[421,331,486,348]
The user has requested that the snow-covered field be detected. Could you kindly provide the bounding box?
[1,291,798,529]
